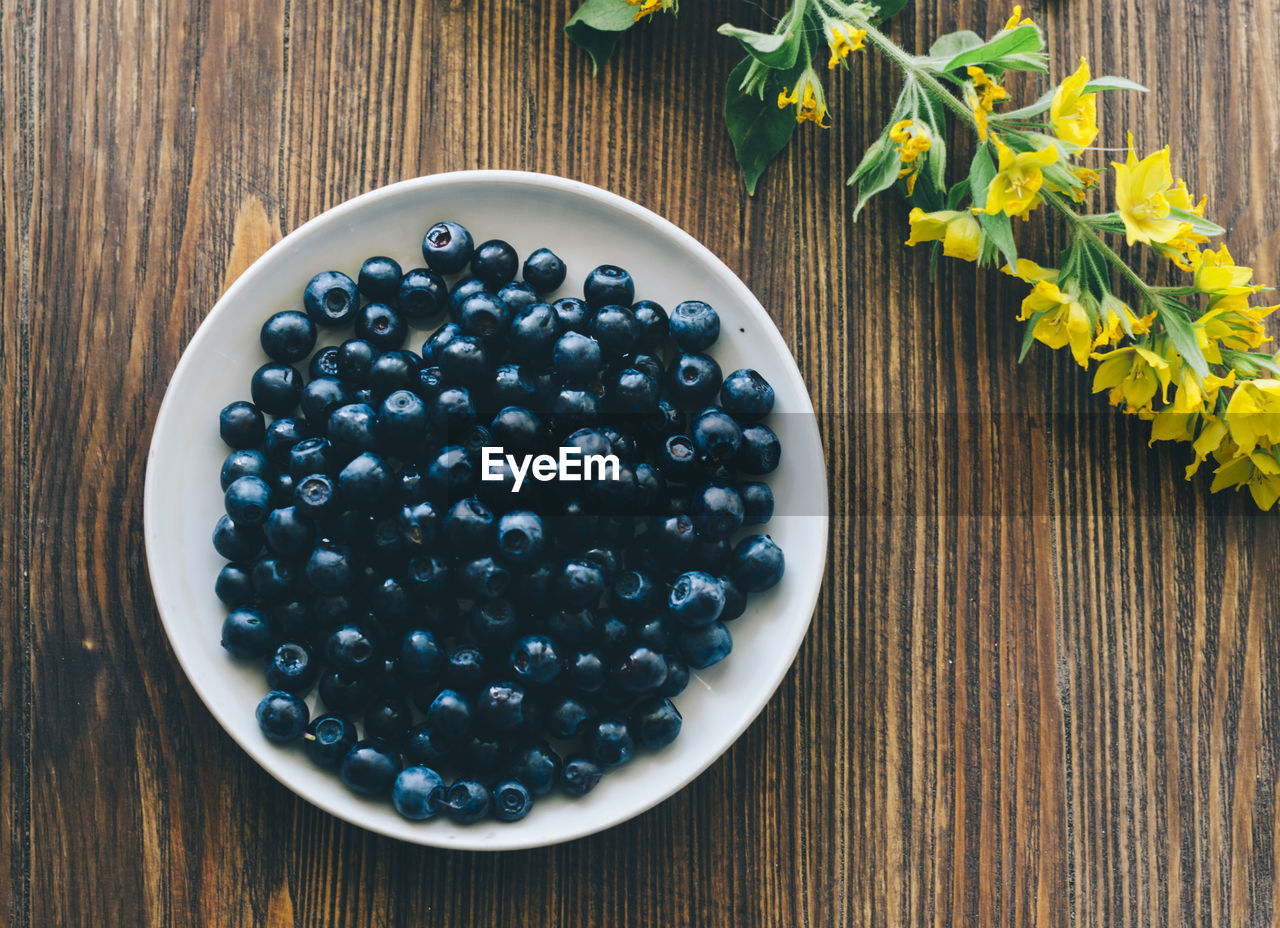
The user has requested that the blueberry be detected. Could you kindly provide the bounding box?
[430,386,477,439]
[318,670,376,713]
[509,634,561,685]
[338,452,393,509]
[445,645,488,693]
[720,368,775,421]
[497,280,538,313]
[718,575,748,621]
[508,743,561,796]
[495,509,546,565]
[325,403,376,456]
[554,558,605,609]
[397,267,447,319]
[303,270,360,327]
[470,239,519,288]
[517,247,564,293]
[730,534,785,592]
[692,409,742,462]
[443,497,496,555]
[364,694,413,743]
[677,620,732,669]
[560,755,603,796]
[549,388,600,434]
[387,765,446,820]
[490,780,533,823]
[457,292,510,341]
[256,691,309,742]
[213,514,263,561]
[288,437,335,478]
[739,482,774,525]
[300,375,353,423]
[659,654,690,696]
[266,641,318,693]
[547,608,598,648]
[735,423,781,474]
[214,563,253,605]
[324,623,379,676]
[354,302,407,351]
[220,449,270,491]
[225,475,273,527]
[250,554,297,603]
[398,628,445,679]
[507,302,561,362]
[611,570,660,618]
[335,338,378,386]
[632,697,682,748]
[358,255,402,302]
[606,367,660,414]
[643,514,697,565]
[423,445,476,500]
[631,299,669,348]
[586,718,634,767]
[369,350,422,400]
[448,277,489,317]
[591,304,638,357]
[422,221,474,274]
[403,724,454,767]
[260,310,318,363]
[219,401,265,449]
[308,345,341,380]
[657,434,699,482]
[293,473,338,520]
[553,296,593,333]
[546,696,594,739]
[221,607,273,659]
[469,598,520,649]
[264,417,309,468]
[458,556,511,599]
[476,681,528,732]
[394,503,436,555]
[303,713,358,767]
[438,334,491,387]
[691,483,745,540]
[426,688,473,739]
[340,740,402,796]
[446,779,491,823]
[629,352,666,386]
[668,570,725,627]
[665,353,722,410]
[584,264,634,309]
[614,646,668,693]
[669,300,720,351]
[552,331,602,384]
[489,406,543,452]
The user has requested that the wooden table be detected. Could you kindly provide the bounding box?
[4,0,1278,924]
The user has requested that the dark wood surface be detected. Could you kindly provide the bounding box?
[4,0,1280,924]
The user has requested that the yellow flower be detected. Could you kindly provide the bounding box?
[624,0,673,20]
[1004,5,1034,28]
[905,208,982,262]
[964,67,1008,141]
[1020,281,1092,367]
[825,21,867,69]
[889,119,932,196]
[1091,296,1155,349]
[777,70,829,128]
[1111,134,1184,246]
[1210,445,1280,510]
[1198,295,1277,351]
[1149,411,1230,476]
[1192,244,1264,298]
[982,137,1058,218]
[1050,58,1098,147]
[1090,344,1170,411]
[1223,379,1280,455]
[1000,258,1059,283]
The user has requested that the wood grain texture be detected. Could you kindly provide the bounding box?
[3,0,1279,925]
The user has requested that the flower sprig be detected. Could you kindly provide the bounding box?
[565,1,1280,509]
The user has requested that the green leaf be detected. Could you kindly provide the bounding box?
[977,210,1017,269]
[1168,207,1225,237]
[565,0,639,72]
[1226,350,1280,378]
[717,22,803,70]
[1083,76,1148,93]
[1019,311,1046,361]
[943,24,1045,73]
[724,57,799,195]
[967,143,996,209]
[851,140,903,218]
[946,179,971,210]
[927,30,984,62]
[998,88,1054,120]
[1158,299,1210,378]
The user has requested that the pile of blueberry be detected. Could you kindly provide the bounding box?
[212,219,785,824]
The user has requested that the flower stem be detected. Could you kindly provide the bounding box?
[851,10,1164,309]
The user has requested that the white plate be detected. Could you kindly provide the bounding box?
[144,170,830,850]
